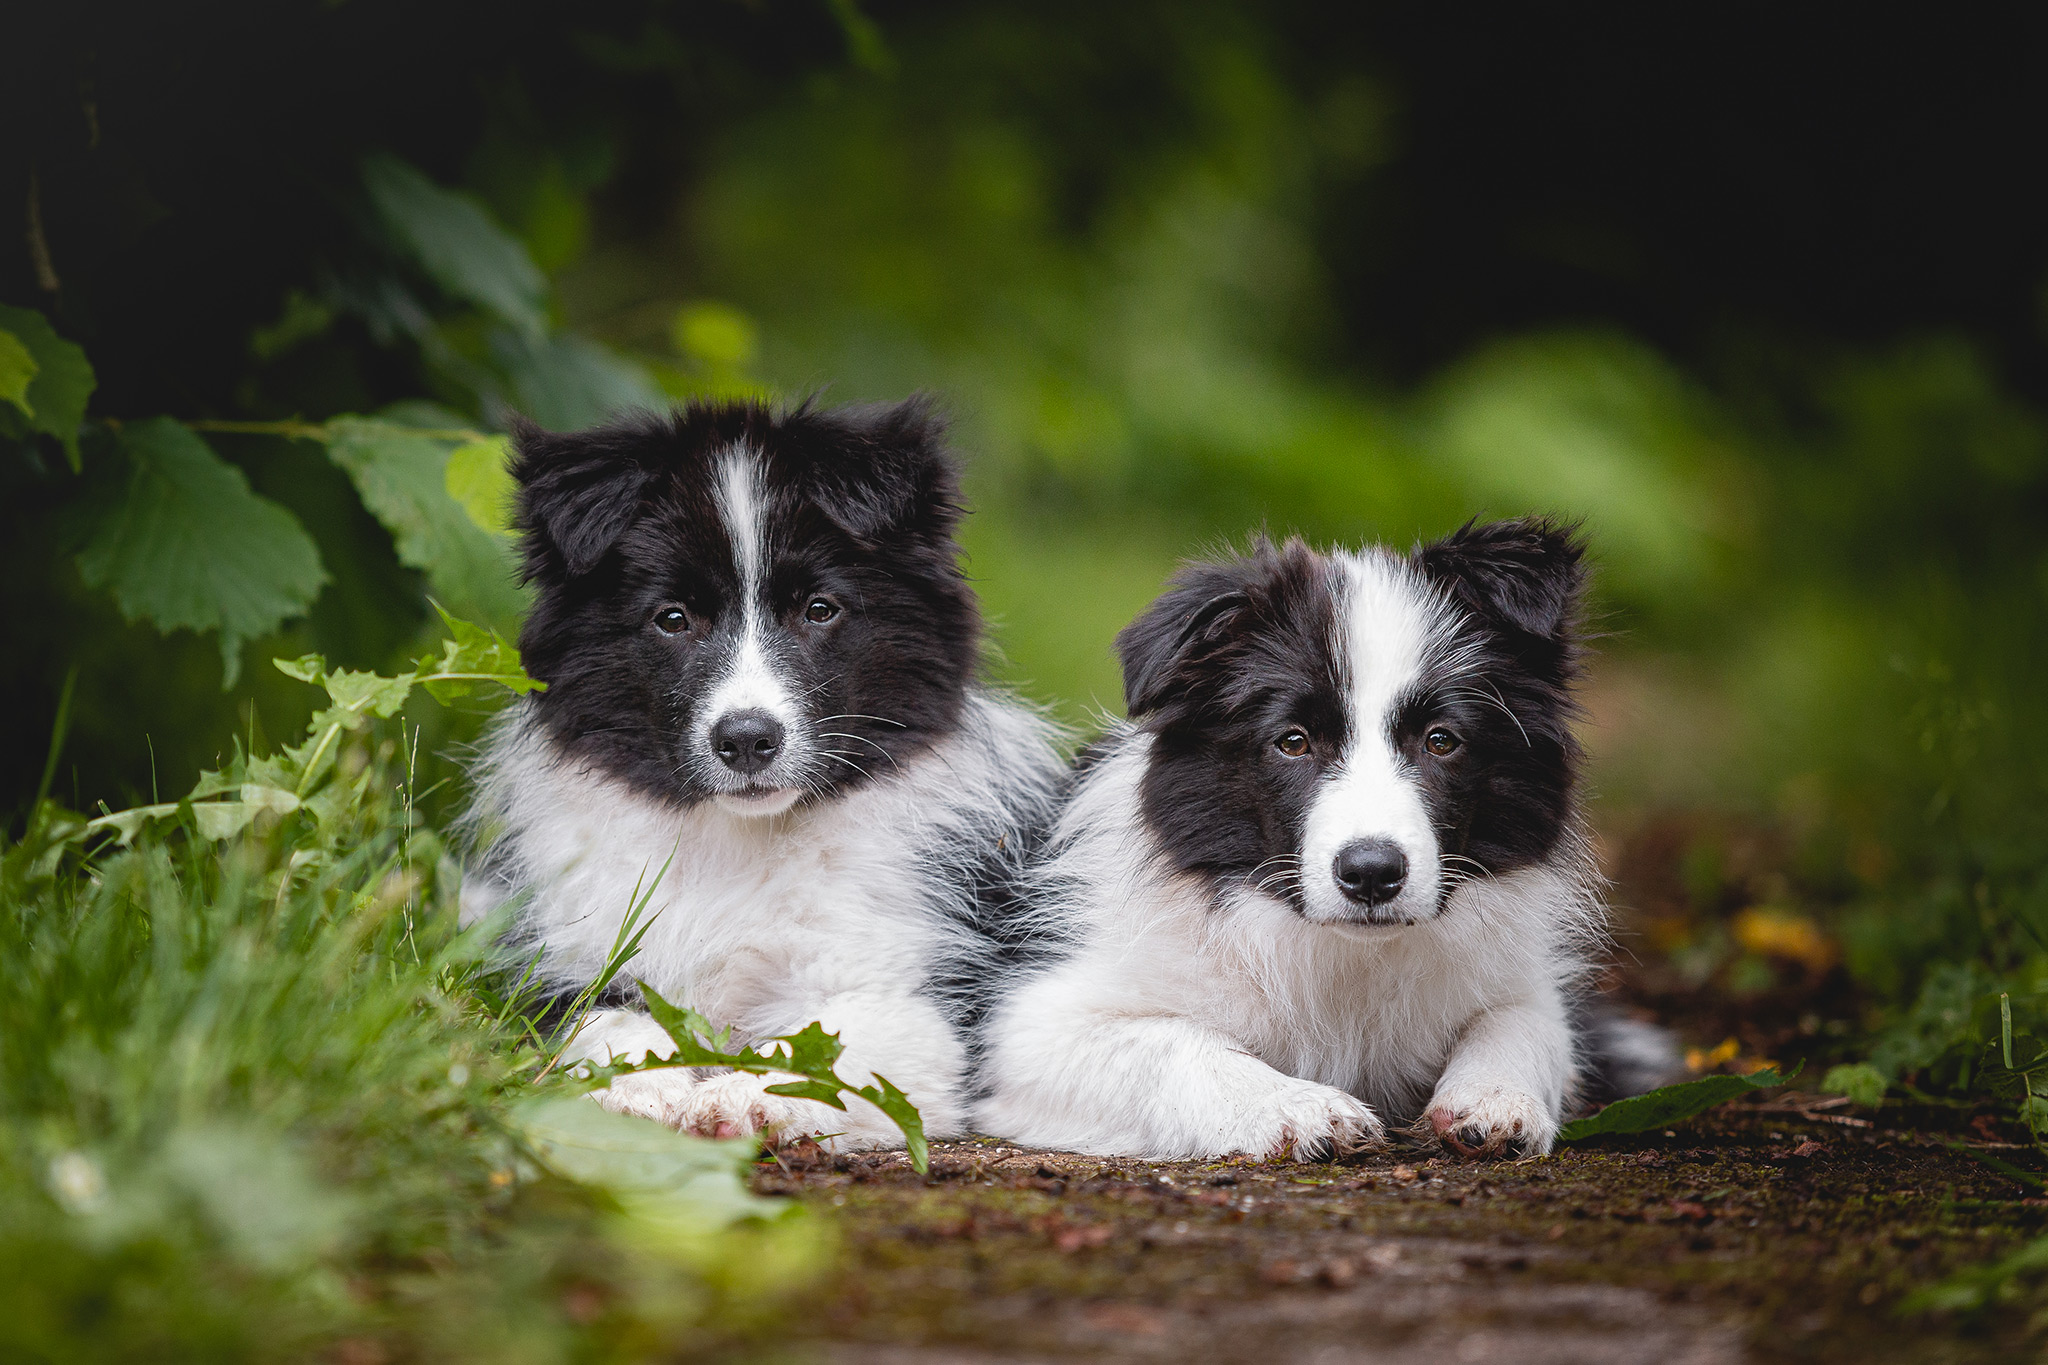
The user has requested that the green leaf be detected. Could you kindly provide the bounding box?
[444,434,516,534]
[322,416,526,628]
[1820,1062,1888,1109]
[86,802,179,847]
[509,1094,778,1231]
[77,419,326,685]
[318,667,416,719]
[761,1079,852,1109]
[85,782,303,848]
[1557,1063,1802,1142]
[854,1074,928,1172]
[188,787,301,842]
[0,327,37,417]
[0,304,96,469]
[273,654,326,685]
[362,155,548,339]
[412,604,545,703]
[638,985,751,1070]
[776,1021,849,1076]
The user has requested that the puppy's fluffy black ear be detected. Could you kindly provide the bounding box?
[1117,560,1259,717]
[510,417,656,578]
[801,396,962,546]
[1416,517,1586,643]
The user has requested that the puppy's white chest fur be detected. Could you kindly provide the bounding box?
[471,707,954,1040]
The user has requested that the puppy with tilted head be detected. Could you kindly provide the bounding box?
[463,397,1065,1149]
[976,519,1674,1160]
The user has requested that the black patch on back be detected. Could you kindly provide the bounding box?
[922,780,1069,1092]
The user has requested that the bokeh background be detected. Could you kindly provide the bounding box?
[7,2,2048,1088]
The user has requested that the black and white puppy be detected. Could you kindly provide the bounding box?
[464,398,1065,1149]
[978,520,1669,1159]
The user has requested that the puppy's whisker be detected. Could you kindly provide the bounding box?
[816,750,873,781]
[818,732,898,765]
[794,674,840,700]
[1438,853,1495,883]
[814,714,909,729]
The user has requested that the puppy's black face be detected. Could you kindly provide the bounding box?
[1119,522,1585,926]
[512,399,979,816]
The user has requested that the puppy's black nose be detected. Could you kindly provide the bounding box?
[710,710,784,775]
[1333,839,1407,906]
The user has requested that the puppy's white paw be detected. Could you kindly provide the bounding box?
[1425,1083,1558,1157]
[1226,1079,1385,1161]
[590,1066,699,1126]
[674,1071,856,1147]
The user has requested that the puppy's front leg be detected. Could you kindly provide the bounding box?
[981,1012,1385,1160]
[1424,992,1574,1157]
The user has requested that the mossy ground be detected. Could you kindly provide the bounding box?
[746,1101,2044,1363]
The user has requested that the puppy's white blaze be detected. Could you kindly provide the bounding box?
[714,446,768,595]
[702,448,802,807]
[1299,551,1443,923]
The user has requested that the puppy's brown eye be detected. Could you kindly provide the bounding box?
[804,597,840,624]
[1276,729,1310,758]
[653,607,690,635]
[1425,728,1461,756]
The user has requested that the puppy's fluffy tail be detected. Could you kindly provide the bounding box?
[1572,1001,1687,1106]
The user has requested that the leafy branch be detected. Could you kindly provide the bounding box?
[74,607,541,850]
[612,983,930,1172]
[4,153,656,685]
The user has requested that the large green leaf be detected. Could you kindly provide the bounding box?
[76,419,326,684]
[322,416,526,628]
[1557,1063,1801,1142]
[0,303,96,469]
[362,155,548,339]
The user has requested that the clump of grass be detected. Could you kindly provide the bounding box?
[0,623,829,1362]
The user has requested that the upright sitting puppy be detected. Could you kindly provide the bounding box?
[466,398,1064,1148]
[978,520,1671,1159]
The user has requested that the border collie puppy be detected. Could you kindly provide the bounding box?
[465,398,1064,1149]
[978,520,1670,1159]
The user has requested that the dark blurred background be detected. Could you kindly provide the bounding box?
[5,1,2047,1085]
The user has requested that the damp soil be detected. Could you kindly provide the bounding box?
[747,1100,2044,1365]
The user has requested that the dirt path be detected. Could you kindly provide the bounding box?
[750,1102,2041,1364]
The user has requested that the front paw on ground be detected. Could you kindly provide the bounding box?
[1253,1086,1388,1162]
[676,1073,831,1145]
[590,1067,700,1127]
[1424,1104,1541,1159]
